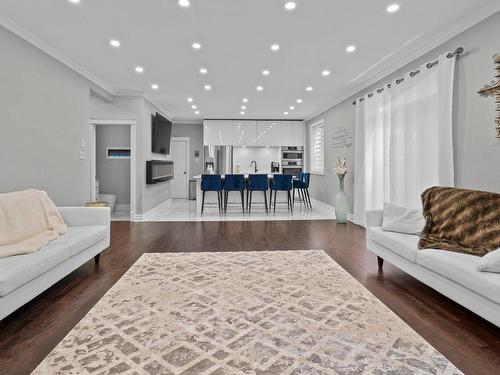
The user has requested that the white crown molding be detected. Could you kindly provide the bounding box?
[305,4,500,122]
[143,94,173,121]
[0,12,175,119]
[0,12,116,96]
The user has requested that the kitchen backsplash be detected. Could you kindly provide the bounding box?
[233,147,280,174]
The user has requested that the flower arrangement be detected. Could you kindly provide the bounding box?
[334,157,348,176]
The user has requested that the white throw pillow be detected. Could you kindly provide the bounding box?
[477,249,500,273]
[382,203,426,235]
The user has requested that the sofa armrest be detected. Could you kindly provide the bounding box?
[365,209,383,228]
[58,207,110,247]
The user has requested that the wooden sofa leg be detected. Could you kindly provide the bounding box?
[377,256,384,269]
[95,254,101,265]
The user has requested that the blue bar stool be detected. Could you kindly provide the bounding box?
[247,174,269,213]
[223,174,245,213]
[201,174,223,214]
[293,172,312,208]
[269,174,293,214]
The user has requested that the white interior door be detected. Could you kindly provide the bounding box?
[171,138,189,198]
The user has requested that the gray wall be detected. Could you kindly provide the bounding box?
[0,26,92,205]
[96,126,131,205]
[172,123,203,178]
[89,95,172,214]
[307,11,500,211]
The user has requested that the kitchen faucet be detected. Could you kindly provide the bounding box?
[250,160,258,173]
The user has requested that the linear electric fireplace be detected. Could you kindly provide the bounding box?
[146,160,174,184]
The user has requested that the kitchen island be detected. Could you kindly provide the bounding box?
[193,174,289,213]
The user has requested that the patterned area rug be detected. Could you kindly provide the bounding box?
[34,251,461,374]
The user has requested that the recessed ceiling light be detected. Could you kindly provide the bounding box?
[270,44,280,52]
[242,98,248,103]
[192,42,202,50]
[284,2,296,11]
[191,105,197,109]
[297,99,303,103]
[256,86,263,91]
[241,106,246,110]
[240,111,245,115]
[386,3,400,13]
[135,66,144,73]
[346,45,356,53]
[178,0,190,7]
[322,70,330,76]
[109,39,121,48]
[151,84,159,90]
[195,111,200,115]
[199,68,208,74]
[289,106,295,110]
[284,111,289,115]
[306,86,313,92]
[262,70,270,76]
[68,0,80,3]
[187,97,193,102]
[204,85,212,90]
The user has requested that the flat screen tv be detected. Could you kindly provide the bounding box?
[151,113,172,154]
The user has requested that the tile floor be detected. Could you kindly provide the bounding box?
[143,198,336,222]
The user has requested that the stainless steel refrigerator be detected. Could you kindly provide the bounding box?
[204,146,233,174]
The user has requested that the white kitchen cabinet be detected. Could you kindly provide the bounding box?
[203,120,218,145]
[292,121,305,146]
[233,120,257,146]
[203,120,235,145]
[256,121,274,146]
[278,121,294,146]
[217,120,235,145]
[205,120,297,147]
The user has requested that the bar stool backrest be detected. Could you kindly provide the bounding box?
[271,174,293,190]
[201,174,223,191]
[224,174,245,191]
[248,174,269,191]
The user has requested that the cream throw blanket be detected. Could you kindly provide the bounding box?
[0,189,67,258]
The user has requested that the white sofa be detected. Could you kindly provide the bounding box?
[0,207,110,320]
[366,209,500,328]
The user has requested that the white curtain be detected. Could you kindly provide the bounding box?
[353,54,455,226]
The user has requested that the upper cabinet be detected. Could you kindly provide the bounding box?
[292,121,305,146]
[204,120,303,147]
[203,120,219,145]
[233,120,257,147]
[203,120,235,145]
[217,120,235,145]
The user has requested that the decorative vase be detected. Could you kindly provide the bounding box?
[334,174,348,224]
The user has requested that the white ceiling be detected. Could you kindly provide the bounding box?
[1,0,500,122]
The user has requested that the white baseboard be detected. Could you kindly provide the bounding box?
[133,199,172,222]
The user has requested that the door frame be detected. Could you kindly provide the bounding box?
[170,137,190,199]
[88,118,137,221]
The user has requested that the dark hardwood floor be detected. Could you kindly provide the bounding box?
[1,220,499,374]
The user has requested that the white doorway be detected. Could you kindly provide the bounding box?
[170,137,190,199]
[89,119,137,221]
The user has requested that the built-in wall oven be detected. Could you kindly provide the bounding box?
[282,146,303,161]
[282,146,304,175]
[282,160,303,175]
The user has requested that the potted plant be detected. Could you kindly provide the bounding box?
[334,157,348,224]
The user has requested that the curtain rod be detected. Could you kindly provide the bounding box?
[352,47,464,105]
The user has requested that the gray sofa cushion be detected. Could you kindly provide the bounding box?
[49,226,107,257]
[368,227,419,262]
[417,249,500,305]
[0,243,70,297]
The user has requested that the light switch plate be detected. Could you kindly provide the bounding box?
[79,151,86,160]
[80,139,87,148]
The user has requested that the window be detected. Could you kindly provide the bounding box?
[309,119,325,175]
